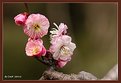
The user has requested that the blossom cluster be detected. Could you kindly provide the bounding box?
[14,12,76,68]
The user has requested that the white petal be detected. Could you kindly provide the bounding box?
[68,42,76,52]
[62,35,72,45]
[53,49,61,60]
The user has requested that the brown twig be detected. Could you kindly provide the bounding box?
[24,3,30,13]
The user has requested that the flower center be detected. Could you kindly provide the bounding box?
[32,46,40,55]
[60,46,70,56]
[33,24,41,31]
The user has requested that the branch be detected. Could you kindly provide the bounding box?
[101,64,118,80]
[39,64,118,80]
[24,3,30,13]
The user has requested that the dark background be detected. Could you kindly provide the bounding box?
[3,3,117,80]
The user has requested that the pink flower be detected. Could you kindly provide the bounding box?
[50,23,68,40]
[25,38,46,57]
[24,14,50,39]
[49,35,76,62]
[14,12,28,26]
[49,23,76,67]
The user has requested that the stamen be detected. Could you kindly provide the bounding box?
[33,24,41,31]
[32,47,40,55]
[60,46,70,55]
[53,23,59,28]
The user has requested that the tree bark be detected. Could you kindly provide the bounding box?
[39,64,118,80]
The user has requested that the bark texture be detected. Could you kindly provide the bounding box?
[39,64,118,80]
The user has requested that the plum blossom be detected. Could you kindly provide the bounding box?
[49,35,76,62]
[14,12,28,26]
[24,14,50,39]
[50,23,68,43]
[14,12,76,68]
[49,23,76,67]
[25,38,46,57]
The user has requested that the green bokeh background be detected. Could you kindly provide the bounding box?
[3,3,117,80]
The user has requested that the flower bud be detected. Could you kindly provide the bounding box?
[57,60,67,68]
[14,12,28,26]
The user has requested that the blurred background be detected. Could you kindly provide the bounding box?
[3,3,117,80]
